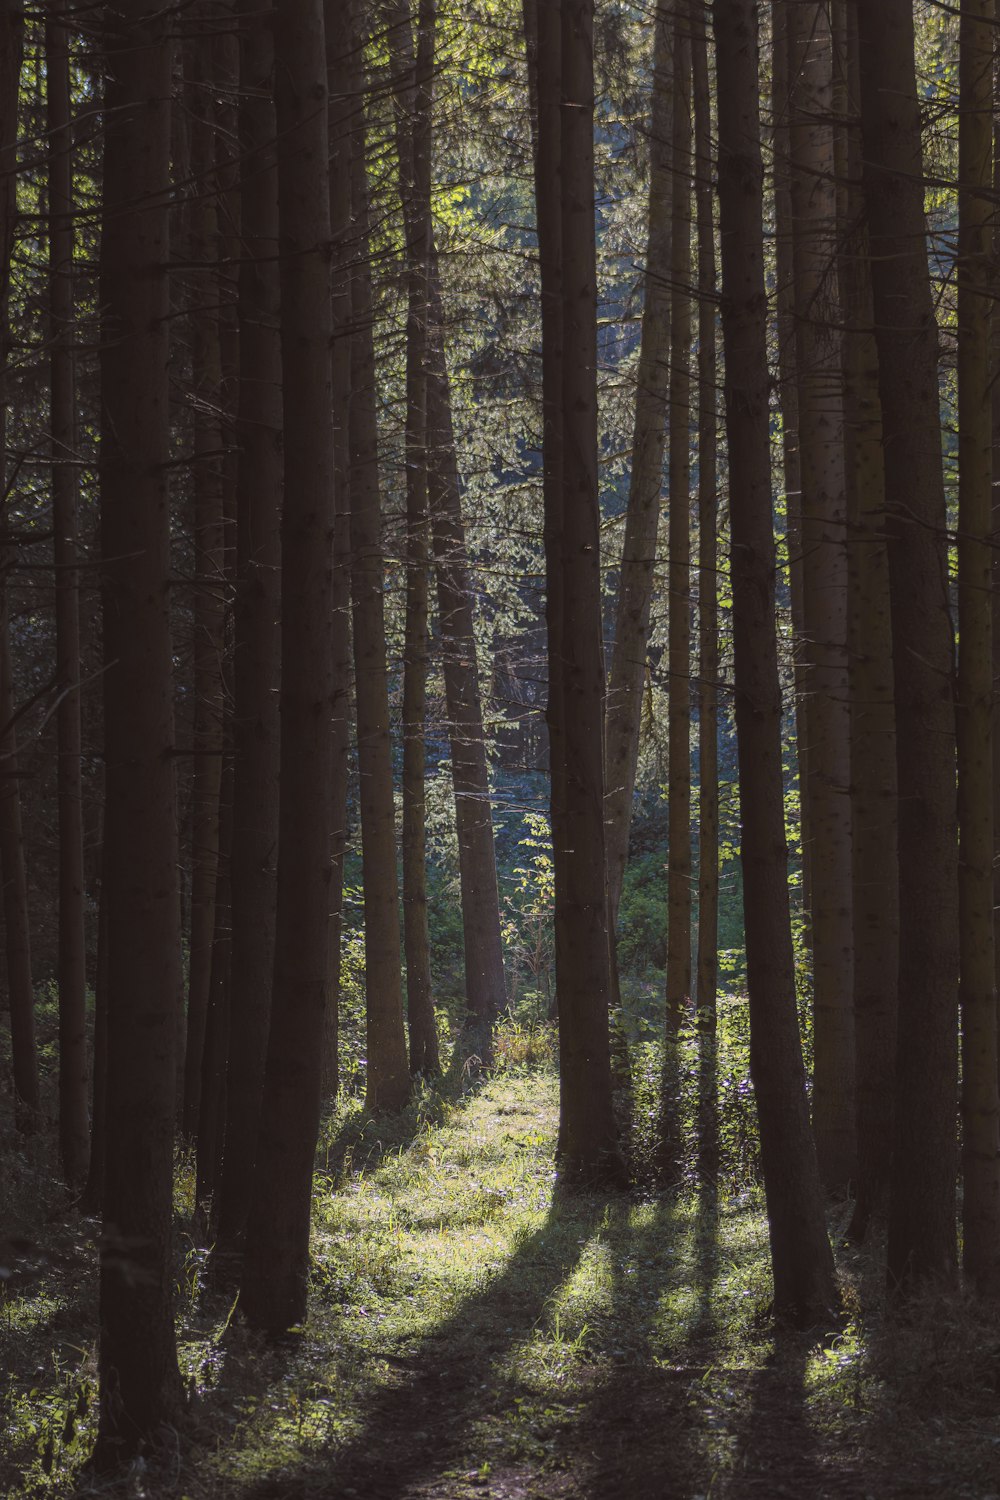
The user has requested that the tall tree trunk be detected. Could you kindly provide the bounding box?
[713,0,837,1325]
[956,0,1000,1295]
[214,3,282,1260]
[839,1,898,1245]
[240,0,338,1333]
[604,1,673,937]
[387,0,439,1077]
[424,251,506,1051]
[0,1,37,1123]
[770,0,810,934]
[523,0,570,1052]
[92,0,184,1463]
[182,13,227,1139]
[546,0,623,1185]
[47,10,89,1184]
[785,0,855,1196]
[322,2,355,1101]
[692,5,719,1187]
[659,9,692,1184]
[857,0,959,1290]
[347,19,411,1115]
[666,15,693,1035]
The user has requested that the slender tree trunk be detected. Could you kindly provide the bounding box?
[214,3,282,1259]
[692,5,719,1187]
[605,1,673,939]
[182,14,227,1138]
[546,0,624,1185]
[322,3,355,1100]
[47,11,89,1183]
[523,0,570,1053]
[92,1,184,1463]
[839,2,898,1245]
[198,733,232,1210]
[666,15,693,1035]
[0,591,37,1120]
[78,843,109,1216]
[658,9,692,1184]
[770,1,810,932]
[857,0,959,1290]
[424,252,506,1051]
[347,19,410,1115]
[785,0,855,1196]
[0,4,37,1122]
[387,0,439,1077]
[713,0,837,1325]
[240,0,338,1333]
[956,0,1000,1295]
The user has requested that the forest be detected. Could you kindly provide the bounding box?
[2,0,1000,1494]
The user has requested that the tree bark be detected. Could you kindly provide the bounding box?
[0,0,37,1123]
[604,2,673,938]
[387,0,440,1077]
[523,0,570,1054]
[692,4,719,1188]
[770,0,811,935]
[92,0,184,1462]
[785,0,855,1196]
[182,11,227,1139]
[47,9,89,1184]
[666,14,693,1037]
[424,251,506,1051]
[839,1,898,1245]
[240,0,338,1333]
[547,0,624,1185]
[713,0,837,1325]
[857,0,959,1292]
[214,2,282,1259]
[956,0,1000,1295]
[322,1,355,1101]
[347,14,411,1115]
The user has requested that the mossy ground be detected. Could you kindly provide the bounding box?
[3,1051,1000,1498]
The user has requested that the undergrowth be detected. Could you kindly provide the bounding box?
[3,1054,1000,1499]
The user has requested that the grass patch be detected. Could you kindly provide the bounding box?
[4,1063,1000,1497]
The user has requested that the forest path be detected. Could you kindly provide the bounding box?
[174,1068,980,1500]
[5,1066,996,1496]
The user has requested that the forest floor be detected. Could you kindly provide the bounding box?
[5,1060,1000,1499]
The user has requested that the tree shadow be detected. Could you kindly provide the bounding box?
[557,1186,723,1497]
[221,1182,611,1499]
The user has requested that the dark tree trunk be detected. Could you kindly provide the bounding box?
[839,1,898,1245]
[785,0,855,1196]
[387,0,440,1078]
[214,2,282,1259]
[347,13,411,1115]
[546,0,624,1185]
[322,1,355,1101]
[604,1,673,940]
[523,0,570,1051]
[47,9,89,1183]
[92,0,184,1463]
[240,0,338,1334]
[692,6,719,1188]
[713,0,837,1325]
[857,0,959,1291]
[182,11,227,1139]
[424,251,507,1052]
[956,0,1000,1295]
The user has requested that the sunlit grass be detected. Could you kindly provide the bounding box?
[9,1059,1000,1497]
